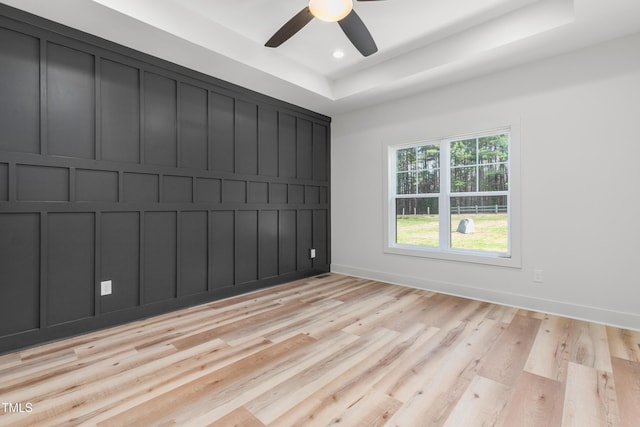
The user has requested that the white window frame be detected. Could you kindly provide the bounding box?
[384,126,521,268]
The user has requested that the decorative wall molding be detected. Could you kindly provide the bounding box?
[0,4,331,354]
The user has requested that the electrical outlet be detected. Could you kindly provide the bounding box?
[533,269,544,283]
[310,248,316,259]
[100,280,112,296]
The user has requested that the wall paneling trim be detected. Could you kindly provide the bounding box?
[0,4,331,354]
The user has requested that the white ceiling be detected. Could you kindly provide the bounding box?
[3,0,640,116]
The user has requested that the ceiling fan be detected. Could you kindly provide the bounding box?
[265,0,386,57]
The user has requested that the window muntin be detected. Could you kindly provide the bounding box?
[390,130,510,259]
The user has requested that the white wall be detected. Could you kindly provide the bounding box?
[331,32,640,330]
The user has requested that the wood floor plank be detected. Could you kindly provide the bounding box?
[261,299,345,344]
[561,362,621,427]
[68,337,272,427]
[486,304,519,324]
[479,315,542,386]
[263,296,379,344]
[205,407,265,427]
[374,301,495,403]
[247,328,400,425]
[266,323,437,427]
[385,293,440,332]
[261,276,353,306]
[498,372,565,427]
[0,352,21,371]
[2,345,144,402]
[442,375,512,427]
[180,330,363,426]
[327,389,402,427]
[5,339,230,426]
[372,321,465,403]
[524,315,573,382]
[399,292,475,330]
[0,273,638,427]
[163,301,285,349]
[0,349,78,391]
[341,291,424,336]
[171,300,311,350]
[303,292,397,339]
[331,279,391,302]
[222,299,342,346]
[611,357,640,427]
[568,321,612,372]
[383,317,505,426]
[297,276,372,304]
[607,327,640,362]
[517,309,547,320]
[98,334,316,426]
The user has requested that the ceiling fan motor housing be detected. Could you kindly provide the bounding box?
[309,0,353,22]
[266,0,379,57]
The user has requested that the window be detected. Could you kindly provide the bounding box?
[386,128,518,267]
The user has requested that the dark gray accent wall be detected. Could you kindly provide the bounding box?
[0,5,330,354]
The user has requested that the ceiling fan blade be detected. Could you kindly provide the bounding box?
[265,7,314,47]
[338,10,378,57]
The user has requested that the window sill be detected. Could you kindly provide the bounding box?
[385,244,521,268]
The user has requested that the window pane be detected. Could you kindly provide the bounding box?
[396,198,439,247]
[478,134,508,164]
[396,148,415,171]
[451,166,476,192]
[396,171,416,194]
[416,144,440,170]
[418,169,439,193]
[450,139,477,166]
[450,195,508,253]
[479,163,508,191]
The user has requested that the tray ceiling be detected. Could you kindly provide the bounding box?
[3,0,640,115]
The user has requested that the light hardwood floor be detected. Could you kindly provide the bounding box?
[1,273,639,426]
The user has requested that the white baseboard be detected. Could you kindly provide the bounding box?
[331,264,640,331]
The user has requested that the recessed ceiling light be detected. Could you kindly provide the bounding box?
[332,49,345,59]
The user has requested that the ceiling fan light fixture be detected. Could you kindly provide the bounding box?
[309,0,353,23]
